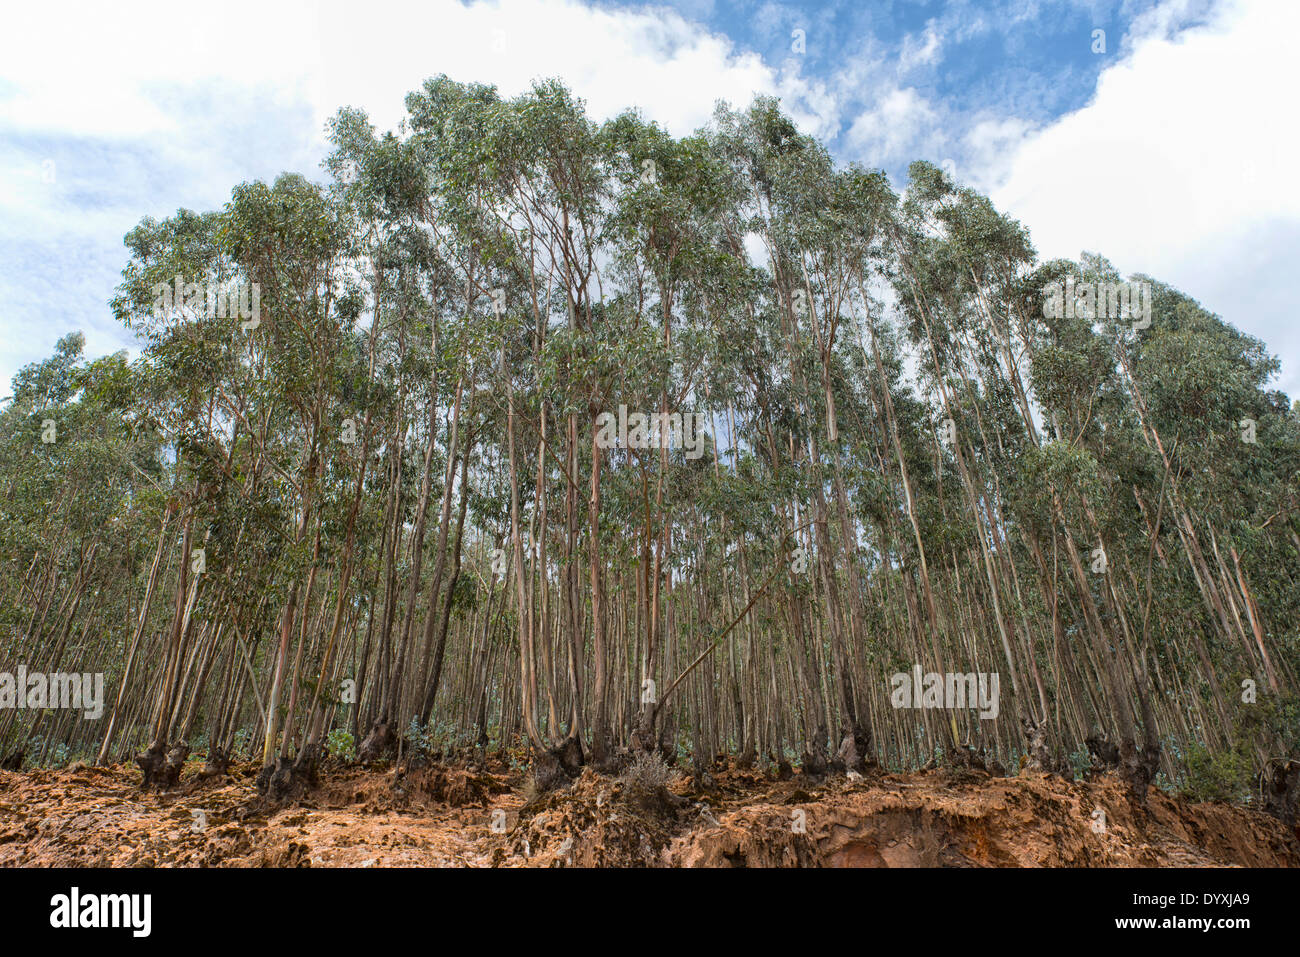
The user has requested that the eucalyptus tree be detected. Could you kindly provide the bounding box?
[3,77,1296,813]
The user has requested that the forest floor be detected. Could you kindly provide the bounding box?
[0,757,1294,867]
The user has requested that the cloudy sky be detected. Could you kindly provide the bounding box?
[2,0,1296,396]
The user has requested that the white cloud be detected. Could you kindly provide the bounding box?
[0,0,842,392]
[1,0,836,144]
[3,0,1295,402]
[0,1,320,139]
[960,115,1035,192]
[898,20,943,73]
[846,87,942,165]
[989,0,1300,393]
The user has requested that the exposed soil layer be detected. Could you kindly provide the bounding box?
[0,760,1294,867]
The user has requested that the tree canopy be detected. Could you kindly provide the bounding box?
[2,78,1296,806]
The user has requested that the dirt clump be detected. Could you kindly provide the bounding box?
[0,758,1295,868]
[496,761,690,867]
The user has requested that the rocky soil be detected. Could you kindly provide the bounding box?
[0,758,1294,867]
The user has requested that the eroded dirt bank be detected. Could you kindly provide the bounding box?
[0,760,1294,867]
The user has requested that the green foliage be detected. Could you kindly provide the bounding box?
[3,75,1297,805]
[405,717,432,756]
[1181,694,1300,804]
[1182,742,1254,804]
[325,728,356,762]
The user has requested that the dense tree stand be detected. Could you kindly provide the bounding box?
[0,77,1294,820]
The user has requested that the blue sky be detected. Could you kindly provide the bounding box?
[605,0,1157,137]
[2,0,1296,396]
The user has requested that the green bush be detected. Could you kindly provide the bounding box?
[325,728,356,762]
[1181,693,1300,805]
[1182,742,1252,804]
